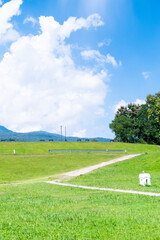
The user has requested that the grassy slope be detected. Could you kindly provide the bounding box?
[69,152,160,193]
[0,152,124,183]
[1,183,160,240]
[0,142,159,183]
[0,141,159,154]
[0,142,160,239]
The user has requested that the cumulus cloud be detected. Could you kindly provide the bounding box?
[0,0,22,44]
[81,49,121,67]
[0,14,108,134]
[48,13,104,41]
[142,72,150,79]
[113,99,146,114]
[23,16,38,26]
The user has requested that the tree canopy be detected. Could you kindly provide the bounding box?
[109,92,160,144]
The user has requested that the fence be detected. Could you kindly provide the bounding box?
[48,149,127,153]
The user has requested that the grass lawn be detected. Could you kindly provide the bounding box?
[0,141,159,184]
[0,141,159,154]
[0,152,125,184]
[69,152,160,193]
[1,142,160,239]
[1,183,160,240]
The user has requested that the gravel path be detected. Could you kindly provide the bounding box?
[62,154,141,177]
[47,153,160,197]
[1,153,159,197]
[46,181,160,197]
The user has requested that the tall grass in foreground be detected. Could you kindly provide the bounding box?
[0,183,160,240]
[0,142,160,239]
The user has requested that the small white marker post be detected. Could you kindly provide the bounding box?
[139,170,151,186]
[13,149,16,155]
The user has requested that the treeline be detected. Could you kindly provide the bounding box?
[109,92,160,144]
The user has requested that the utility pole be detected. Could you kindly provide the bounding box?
[60,125,62,141]
[65,126,67,141]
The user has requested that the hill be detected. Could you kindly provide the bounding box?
[0,141,159,183]
[0,125,13,133]
[0,125,112,142]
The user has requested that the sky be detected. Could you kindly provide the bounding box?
[0,0,160,138]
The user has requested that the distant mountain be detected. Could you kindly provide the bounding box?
[0,125,13,133]
[0,125,112,142]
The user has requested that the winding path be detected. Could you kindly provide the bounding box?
[1,153,160,196]
[46,181,160,197]
[46,153,160,197]
[62,154,141,177]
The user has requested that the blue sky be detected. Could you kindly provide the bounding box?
[0,0,160,138]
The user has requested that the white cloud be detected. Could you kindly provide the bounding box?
[81,49,121,67]
[54,13,103,41]
[134,99,146,105]
[81,49,100,59]
[106,53,122,67]
[0,14,108,134]
[113,99,146,114]
[23,16,38,26]
[73,129,87,138]
[0,0,22,44]
[142,72,150,79]
[0,0,3,5]
[98,38,112,47]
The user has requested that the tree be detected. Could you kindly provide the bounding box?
[109,104,141,143]
[147,92,160,124]
[136,104,160,144]
[91,138,98,142]
[109,92,160,144]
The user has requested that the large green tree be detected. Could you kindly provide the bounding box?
[109,104,141,143]
[147,92,160,124]
[109,92,160,144]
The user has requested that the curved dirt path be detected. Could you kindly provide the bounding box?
[46,181,160,197]
[46,153,160,196]
[0,154,141,186]
[62,154,141,178]
[1,153,160,196]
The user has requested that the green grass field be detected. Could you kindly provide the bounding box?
[0,152,125,183]
[69,152,160,193]
[0,141,159,184]
[0,141,130,183]
[1,183,160,239]
[0,142,160,239]
[0,141,159,154]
